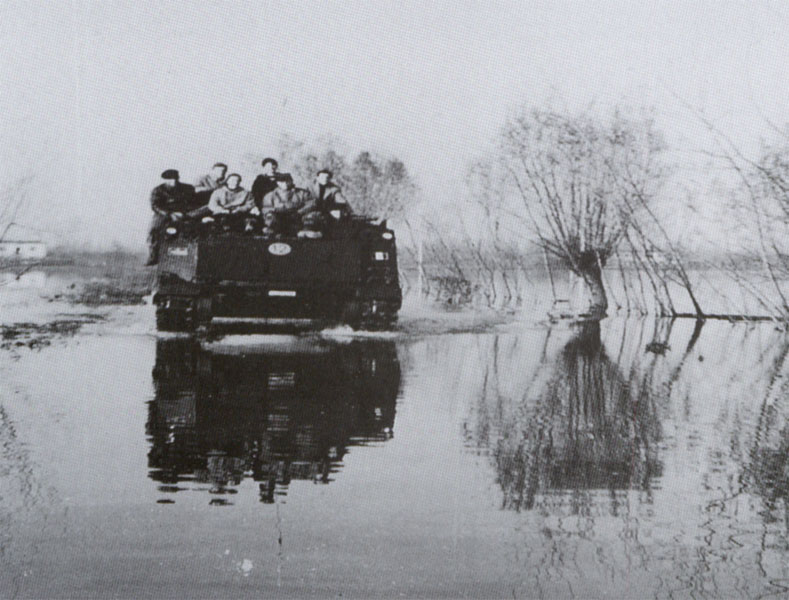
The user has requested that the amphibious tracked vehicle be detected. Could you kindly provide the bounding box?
[153,216,402,331]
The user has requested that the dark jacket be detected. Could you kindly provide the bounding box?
[308,182,352,216]
[251,175,277,208]
[150,182,197,215]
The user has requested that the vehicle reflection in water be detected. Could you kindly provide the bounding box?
[147,338,400,504]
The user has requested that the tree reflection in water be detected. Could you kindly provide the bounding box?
[460,319,789,597]
[746,343,789,528]
[749,426,789,527]
[491,320,663,513]
[147,338,400,504]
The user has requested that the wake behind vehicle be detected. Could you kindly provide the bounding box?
[153,216,402,331]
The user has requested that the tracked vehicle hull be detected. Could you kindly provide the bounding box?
[153,220,401,331]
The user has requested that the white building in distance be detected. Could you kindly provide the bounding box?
[0,224,47,260]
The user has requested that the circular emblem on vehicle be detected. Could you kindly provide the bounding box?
[268,242,292,256]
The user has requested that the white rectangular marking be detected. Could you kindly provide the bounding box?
[268,372,296,388]
[268,290,297,297]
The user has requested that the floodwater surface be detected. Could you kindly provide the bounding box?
[2,296,789,598]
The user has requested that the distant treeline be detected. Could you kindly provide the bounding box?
[44,246,146,268]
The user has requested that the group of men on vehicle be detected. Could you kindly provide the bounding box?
[146,158,351,265]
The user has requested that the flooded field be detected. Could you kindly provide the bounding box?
[2,269,789,598]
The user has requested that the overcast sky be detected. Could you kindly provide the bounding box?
[2,0,789,248]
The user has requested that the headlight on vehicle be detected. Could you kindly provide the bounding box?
[382,232,393,240]
[165,227,177,235]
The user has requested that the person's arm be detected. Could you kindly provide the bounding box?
[263,190,286,213]
[194,175,212,193]
[150,187,169,216]
[237,191,258,214]
[296,190,317,216]
[208,189,229,214]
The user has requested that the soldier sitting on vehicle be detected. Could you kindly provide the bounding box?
[251,157,279,211]
[260,173,317,237]
[194,162,227,207]
[146,169,201,265]
[207,173,259,231]
[208,173,257,215]
[300,169,352,235]
[309,169,352,220]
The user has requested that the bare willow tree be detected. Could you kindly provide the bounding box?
[678,105,789,319]
[741,142,789,314]
[702,134,789,318]
[495,109,666,317]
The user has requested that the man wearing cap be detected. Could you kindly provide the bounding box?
[251,158,279,210]
[146,169,197,266]
[260,173,316,236]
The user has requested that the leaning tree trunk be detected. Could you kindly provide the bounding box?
[576,251,608,318]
